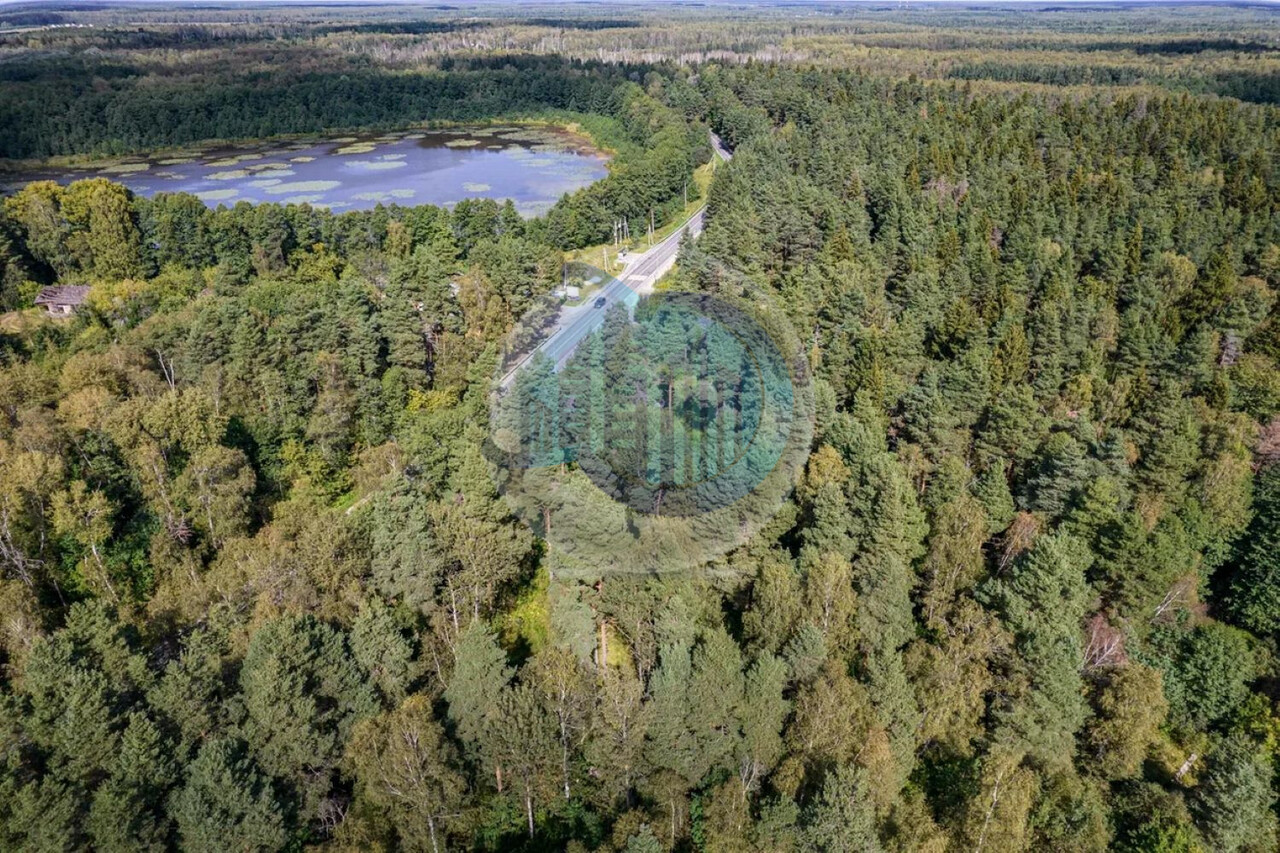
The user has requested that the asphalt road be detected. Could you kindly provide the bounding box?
[498,133,731,387]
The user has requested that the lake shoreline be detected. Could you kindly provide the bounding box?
[1,122,612,215]
[0,115,612,175]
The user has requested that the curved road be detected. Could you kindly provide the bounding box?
[499,132,731,387]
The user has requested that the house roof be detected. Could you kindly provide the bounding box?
[33,285,90,307]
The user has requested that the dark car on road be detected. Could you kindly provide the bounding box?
[594,297,607,308]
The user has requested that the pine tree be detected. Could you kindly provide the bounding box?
[738,653,790,794]
[801,764,882,853]
[686,627,746,782]
[239,615,379,817]
[1226,464,1280,637]
[444,620,512,785]
[491,683,559,837]
[87,713,178,852]
[170,738,289,853]
[982,532,1091,764]
[1192,735,1278,853]
[644,641,699,786]
[350,597,419,703]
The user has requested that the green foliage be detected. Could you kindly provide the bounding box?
[345,694,466,851]
[170,738,290,853]
[1112,783,1202,853]
[1192,735,1278,853]
[1149,622,1257,734]
[444,619,512,771]
[239,614,379,815]
[802,764,882,853]
[1225,464,1280,636]
[1083,663,1168,780]
[0,7,1277,850]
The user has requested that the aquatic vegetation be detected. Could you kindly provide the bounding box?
[206,156,245,167]
[497,128,566,144]
[345,159,407,171]
[12,124,607,215]
[194,188,238,201]
[519,200,556,216]
[264,180,342,194]
[98,162,150,174]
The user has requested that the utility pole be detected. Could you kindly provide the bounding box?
[602,245,608,272]
[683,181,688,209]
[650,209,655,247]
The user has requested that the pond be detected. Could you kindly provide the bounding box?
[1,125,610,216]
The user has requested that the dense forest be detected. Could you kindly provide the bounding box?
[1,3,1280,852]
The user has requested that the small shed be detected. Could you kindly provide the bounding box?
[34,286,90,316]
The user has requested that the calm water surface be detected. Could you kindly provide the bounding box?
[4,125,610,215]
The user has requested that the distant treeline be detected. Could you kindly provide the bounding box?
[0,56,658,160]
[949,61,1149,88]
[1083,37,1280,55]
[949,61,1280,104]
[0,10,66,28]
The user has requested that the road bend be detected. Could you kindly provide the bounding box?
[497,133,731,389]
